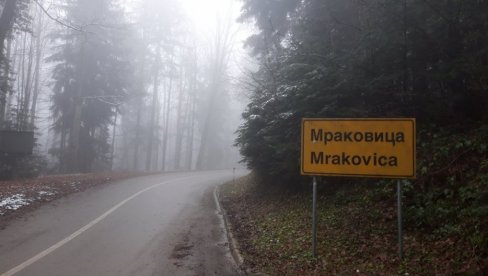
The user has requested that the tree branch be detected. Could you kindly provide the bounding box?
[32,0,84,33]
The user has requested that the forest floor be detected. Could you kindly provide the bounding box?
[220,173,487,275]
[0,171,147,229]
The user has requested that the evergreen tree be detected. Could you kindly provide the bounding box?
[236,0,488,182]
[0,0,31,127]
[49,0,132,172]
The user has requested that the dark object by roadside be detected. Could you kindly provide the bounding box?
[0,130,34,155]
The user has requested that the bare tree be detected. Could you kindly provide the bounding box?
[196,14,235,170]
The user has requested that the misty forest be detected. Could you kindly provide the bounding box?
[0,0,244,177]
[0,0,487,274]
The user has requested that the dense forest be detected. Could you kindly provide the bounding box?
[237,0,487,180]
[0,0,242,178]
[234,0,487,271]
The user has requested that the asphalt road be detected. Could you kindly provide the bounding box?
[0,170,246,276]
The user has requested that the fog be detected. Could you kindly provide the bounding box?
[0,0,252,176]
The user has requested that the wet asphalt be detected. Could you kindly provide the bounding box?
[0,170,246,276]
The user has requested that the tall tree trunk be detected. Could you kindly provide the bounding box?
[4,38,17,125]
[133,97,142,170]
[0,0,16,66]
[59,122,66,173]
[185,88,196,170]
[196,22,230,170]
[69,40,86,172]
[153,93,160,170]
[121,126,129,169]
[196,66,223,170]
[110,111,117,170]
[184,56,197,170]
[70,98,82,171]
[161,74,172,171]
[21,32,34,130]
[0,37,12,127]
[173,66,185,170]
[132,29,147,171]
[17,32,27,130]
[145,46,160,171]
[180,83,190,169]
[30,2,44,127]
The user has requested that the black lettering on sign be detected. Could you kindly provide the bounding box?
[310,130,406,146]
[351,156,361,165]
[362,155,372,165]
[332,155,340,165]
[389,156,398,167]
[353,132,364,142]
[334,132,342,142]
[324,132,333,144]
[365,132,373,142]
[311,129,322,142]
[341,152,350,165]
[311,151,323,164]
[326,154,332,164]
[309,152,399,167]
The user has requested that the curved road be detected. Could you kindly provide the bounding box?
[0,170,246,276]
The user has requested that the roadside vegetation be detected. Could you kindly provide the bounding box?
[222,132,487,274]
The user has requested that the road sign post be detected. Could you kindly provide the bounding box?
[301,118,415,260]
[397,180,403,260]
[312,176,317,258]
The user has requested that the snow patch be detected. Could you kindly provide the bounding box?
[278,112,293,119]
[38,191,55,196]
[0,194,31,215]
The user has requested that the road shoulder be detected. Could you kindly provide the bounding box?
[0,172,147,229]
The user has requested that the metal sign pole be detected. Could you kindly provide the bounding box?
[312,176,317,257]
[397,180,404,260]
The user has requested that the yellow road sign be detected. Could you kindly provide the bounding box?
[301,118,416,178]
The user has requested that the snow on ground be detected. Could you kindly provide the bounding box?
[0,194,31,215]
[0,172,146,225]
[37,190,56,198]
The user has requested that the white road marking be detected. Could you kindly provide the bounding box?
[0,174,220,276]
